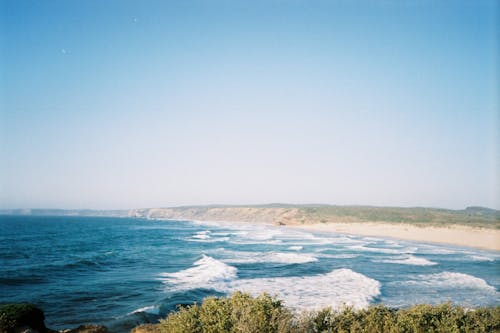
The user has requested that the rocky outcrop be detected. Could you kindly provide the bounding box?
[130,324,160,333]
[60,325,108,333]
[0,304,108,333]
[0,303,48,333]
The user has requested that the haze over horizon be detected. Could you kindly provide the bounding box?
[1,0,498,210]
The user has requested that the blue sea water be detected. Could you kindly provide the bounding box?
[1,215,499,332]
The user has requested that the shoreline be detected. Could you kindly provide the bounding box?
[165,217,500,251]
[287,222,500,251]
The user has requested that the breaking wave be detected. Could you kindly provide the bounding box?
[158,255,237,290]
[223,251,318,264]
[405,271,497,292]
[160,263,380,311]
[468,255,495,262]
[348,245,417,254]
[226,268,381,310]
[128,305,160,315]
[186,230,230,243]
[375,255,437,266]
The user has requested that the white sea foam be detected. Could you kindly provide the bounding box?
[318,253,360,259]
[219,224,340,246]
[192,231,211,239]
[278,232,367,246]
[288,246,303,251]
[416,245,459,255]
[159,255,237,290]
[191,220,223,227]
[383,240,402,247]
[405,272,497,292]
[375,255,437,266]
[363,237,384,242]
[228,238,283,245]
[226,268,381,310]
[222,251,318,264]
[226,227,286,244]
[468,255,495,262]
[348,245,417,254]
[186,234,230,243]
[160,259,379,311]
[128,305,160,315]
[211,232,230,236]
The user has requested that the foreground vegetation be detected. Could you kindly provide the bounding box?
[3,295,499,333]
[136,293,500,333]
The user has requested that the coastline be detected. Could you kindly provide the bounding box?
[287,222,500,251]
[170,217,500,251]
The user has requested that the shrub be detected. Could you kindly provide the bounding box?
[158,292,293,333]
[155,294,500,333]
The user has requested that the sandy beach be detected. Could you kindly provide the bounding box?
[289,222,500,251]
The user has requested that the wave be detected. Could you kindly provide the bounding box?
[416,245,460,255]
[127,305,160,315]
[226,268,381,310]
[228,238,283,245]
[225,227,285,245]
[211,232,230,236]
[468,255,495,262]
[318,253,360,259]
[159,257,380,310]
[192,231,211,239]
[288,246,303,251]
[405,272,497,292]
[158,255,237,290]
[223,251,318,264]
[383,240,402,247]
[348,244,417,255]
[374,255,437,266]
[186,234,230,243]
[191,220,223,227]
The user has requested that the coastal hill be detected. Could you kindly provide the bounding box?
[129,205,500,229]
[2,205,498,229]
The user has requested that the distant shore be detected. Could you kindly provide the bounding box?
[289,222,500,251]
[2,204,499,250]
[129,205,500,250]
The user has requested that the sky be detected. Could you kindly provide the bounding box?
[0,0,498,210]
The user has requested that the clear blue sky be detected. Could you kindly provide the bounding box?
[0,0,498,209]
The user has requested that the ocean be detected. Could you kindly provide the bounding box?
[1,215,498,332]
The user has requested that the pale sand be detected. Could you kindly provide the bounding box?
[288,223,500,251]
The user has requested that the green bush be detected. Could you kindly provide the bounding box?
[155,293,500,333]
[158,292,293,333]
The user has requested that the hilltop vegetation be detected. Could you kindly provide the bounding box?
[294,205,500,228]
[129,205,500,229]
[134,292,500,333]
